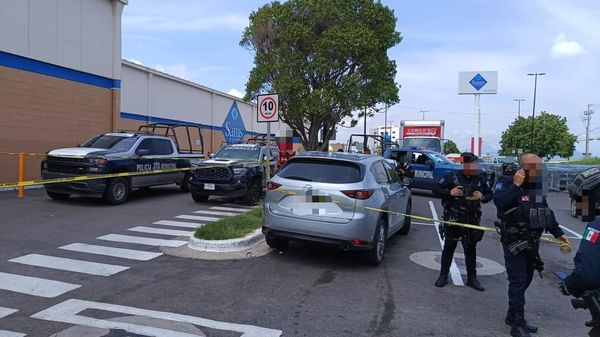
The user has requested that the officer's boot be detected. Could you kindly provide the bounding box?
[465,245,485,292]
[508,312,532,337]
[434,273,448,288]
[505,311,538,334]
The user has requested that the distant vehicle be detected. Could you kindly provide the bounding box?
[568,167,600,218]
[400,120,444,153]
[42,123,205,205]
[189,143,278,205]
[263,152,412,265]
[384,147,459,190]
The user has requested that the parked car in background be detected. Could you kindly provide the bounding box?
[189,143,278,205]
[263,152,412,265]
[42,124,205,205]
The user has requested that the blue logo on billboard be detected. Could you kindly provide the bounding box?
[222,101,246,144]
[469,73,487,91]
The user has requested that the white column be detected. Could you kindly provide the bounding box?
[474,94,481,156]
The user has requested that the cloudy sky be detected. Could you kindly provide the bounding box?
[122,0,600,156]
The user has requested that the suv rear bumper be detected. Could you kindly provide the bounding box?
[41,170,106,196]
[262,227,374,251]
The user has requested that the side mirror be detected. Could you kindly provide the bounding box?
[401,177,412,186]
[136,148,150,156]
[208,153,214,159]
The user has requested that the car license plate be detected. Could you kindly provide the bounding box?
[204,183,215,190]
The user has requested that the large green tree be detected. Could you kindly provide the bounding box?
[241,0,401,150]
[443,140,460,154]
[499,112,577,160]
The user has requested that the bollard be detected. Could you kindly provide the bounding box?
[18,152,25,198]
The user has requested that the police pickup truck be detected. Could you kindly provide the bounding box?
[189,143,278,205]
[42,124,204,204]
[384,147,494,191]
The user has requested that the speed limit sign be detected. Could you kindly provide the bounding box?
[257,94,279,123]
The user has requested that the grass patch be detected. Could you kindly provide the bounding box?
[562,158,600,165]
[194,206,263,240]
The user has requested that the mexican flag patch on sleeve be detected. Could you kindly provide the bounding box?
[583,227,599,243]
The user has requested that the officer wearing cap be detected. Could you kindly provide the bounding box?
[433,152,493,291]
[494,153,570,337]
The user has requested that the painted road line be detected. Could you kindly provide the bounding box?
[559,225,583,239]
[429,201,464,286]
[153,220,205,229]
[32,299,282,337]
[175,215,220,222]
[0,307,18,319]
[0,272,81,298]
[97,234,187,247]
[194,210,240,217]
[59,243,163,261]
[0,330,26,337]
[413,221,436,227]
[209,206,251,213]
[9,254,129,277]
[128,226,194,237]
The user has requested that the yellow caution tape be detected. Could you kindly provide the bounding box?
[274,188,573,252]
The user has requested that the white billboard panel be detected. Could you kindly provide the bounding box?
[458,71,498,94]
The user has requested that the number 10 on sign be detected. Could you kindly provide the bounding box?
[257,94,279,123]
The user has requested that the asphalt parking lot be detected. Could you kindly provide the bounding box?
[0,186,591,337]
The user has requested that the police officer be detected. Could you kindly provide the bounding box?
[433,152,493,291]
[390,151,414,180]
[494,153,570,337]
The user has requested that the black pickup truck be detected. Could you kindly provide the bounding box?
[41,123,205,204]
[189,143,278,205]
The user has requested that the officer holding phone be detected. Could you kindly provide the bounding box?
[433,152,493,291]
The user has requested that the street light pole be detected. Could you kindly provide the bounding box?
[363,106,367,152]
[419,110,428,120]
[513,98,525,118]
[527,72,545,151]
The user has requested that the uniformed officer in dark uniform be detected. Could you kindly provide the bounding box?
[559,186,600,337]
[433,152,493,291]
[389,151,414,180]
[494,153,570,337]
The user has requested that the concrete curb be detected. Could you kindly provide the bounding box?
[188,228,264,253]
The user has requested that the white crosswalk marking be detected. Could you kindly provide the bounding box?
[0,330,26,337]
[97,234,187,247]
[0,307,18,319]
[59,243,163,261]
[194,210,240,217]
[153,220,205,229]
[0,272,81,298]
[128,226,194,237]
[9,254,129,277]
[32,299,282,337]
[175,215,221,222]
[209,206,251,213]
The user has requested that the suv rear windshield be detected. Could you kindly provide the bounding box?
[81,135,138,152]
[278,159,362,183]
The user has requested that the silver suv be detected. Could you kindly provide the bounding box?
[262,152,412,265]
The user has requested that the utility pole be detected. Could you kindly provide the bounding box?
[513,98,525,118]
[584,104,595,158]
[527,72,545,151]
[363,106,368,153]
[419,110,428,120]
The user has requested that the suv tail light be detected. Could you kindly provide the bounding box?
[267,182,281,190]
[342,190,373,200]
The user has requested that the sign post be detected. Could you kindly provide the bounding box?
[458,71,498,156]
[257,94,280,183]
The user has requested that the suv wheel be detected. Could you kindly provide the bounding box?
[180,173,191,193]
[398,200,412,236]
[265,236,288,250]
[570,198,577,218]
[192,193,209,203]
[103,178,129,205]
[243,179,262,205]
[46,191,70,200]
[364,217,387,266]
